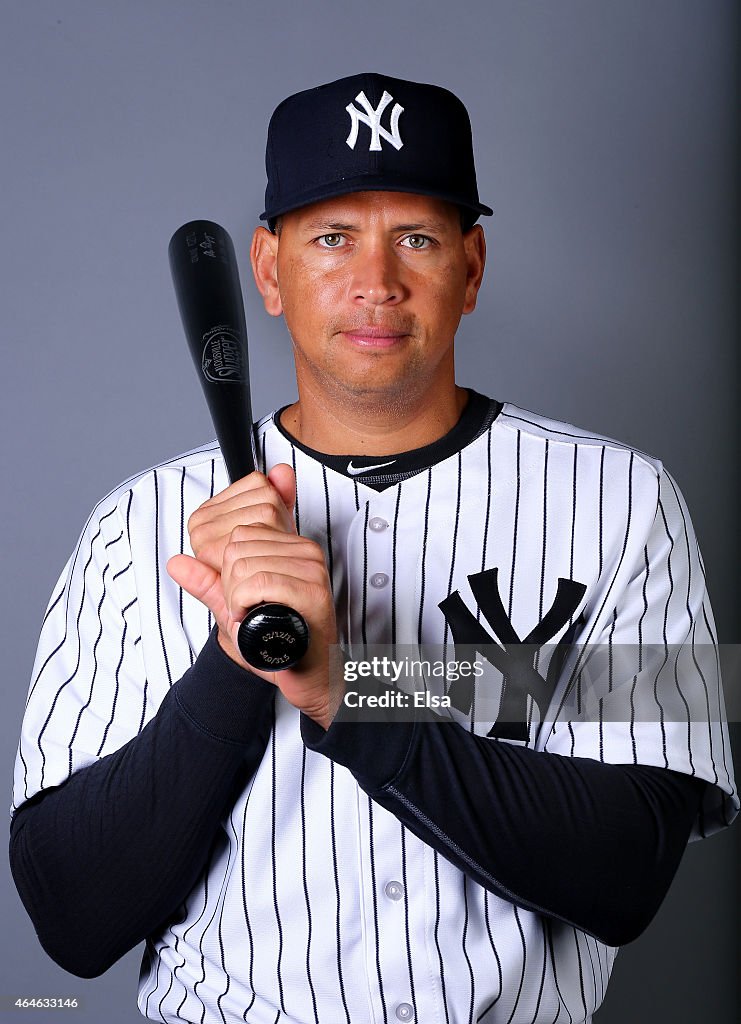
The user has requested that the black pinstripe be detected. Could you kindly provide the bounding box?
[505,906,528,1024]
[528,920,550,1024]
[330,761,351,1024]
[545,920,574,1024]
[154,472,174,687]
[270,707,286,1014]
[66,563,110,775]
[417,469,433,647]
[361,502,370,647]
[508,431,522,620]
[35,515,110,787]
[443,452,464,657]
[96,595,136,756]
[433,852,451,1024]
[391,485,402,645]
[400,825,417,1021]
[322,464,335,591]
[300,747,319,1024]
[461,875,475,1024]
[367,799,389,1024]
[477,891,503,1020]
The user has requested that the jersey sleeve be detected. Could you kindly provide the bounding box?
[12,493,149,813]
[542,467,738,838]
[10,480,278,976]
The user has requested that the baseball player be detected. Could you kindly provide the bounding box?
[10,73,738,1024]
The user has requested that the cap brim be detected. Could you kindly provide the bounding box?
[261,178,493,224]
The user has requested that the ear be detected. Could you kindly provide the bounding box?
[461,224,486,315]
[250,226,283,317]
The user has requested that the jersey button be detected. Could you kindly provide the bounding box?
[395,1004,414,1021]
[384,880,404,901]
[370,572,389,588]
[369,516,389,532]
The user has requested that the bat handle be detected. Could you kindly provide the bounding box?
[223,453,310,671]
[237,602,310,671]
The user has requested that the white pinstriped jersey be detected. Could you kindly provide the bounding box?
[13,401,738,1024]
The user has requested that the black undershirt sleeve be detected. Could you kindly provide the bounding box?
[11,634,703,980]
[300,705,704,947]
[9,629,275,979]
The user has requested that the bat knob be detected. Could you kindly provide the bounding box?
[237,603,310,671]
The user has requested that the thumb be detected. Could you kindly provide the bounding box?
[167,553,229,627]
[268,463,297,518]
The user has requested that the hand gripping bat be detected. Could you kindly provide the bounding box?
[168,219,310,671]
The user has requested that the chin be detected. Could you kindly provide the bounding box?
[339,377,427,413]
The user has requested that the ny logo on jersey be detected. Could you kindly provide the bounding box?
[439,568,586,741]
[346,90,404,152]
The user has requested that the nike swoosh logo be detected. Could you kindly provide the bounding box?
[346,459,398,476]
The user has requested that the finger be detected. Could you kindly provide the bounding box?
[194,530,307,579]
[267,463,297,517]
[225,570,330,623]
[194,471,271,513]
[221,536,326,589]
[224,530,320,554]
[189,501,295,566]
[202,469,296,525]
[225,554,328,593]
[197,480,277,515]
[192,499,291,540]
[189,487,294,537]
[166,554,230,627]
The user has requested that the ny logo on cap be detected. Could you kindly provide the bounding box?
[346,90,404,152]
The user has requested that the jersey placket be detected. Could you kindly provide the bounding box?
[345,488,420,1022]
[346,490,398,650]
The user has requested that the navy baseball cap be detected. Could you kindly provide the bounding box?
[260,72,493,230]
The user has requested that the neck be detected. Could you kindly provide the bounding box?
[280,380,469,456]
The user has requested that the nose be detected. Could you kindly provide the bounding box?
[350,243,404,307]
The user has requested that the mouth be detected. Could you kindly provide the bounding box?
[341,326,410,349]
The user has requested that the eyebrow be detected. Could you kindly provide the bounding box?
[302,219,450,233]
[304,221,356,231]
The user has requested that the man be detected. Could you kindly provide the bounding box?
[11,73,738,1023]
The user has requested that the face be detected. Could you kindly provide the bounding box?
[250,191,485,410]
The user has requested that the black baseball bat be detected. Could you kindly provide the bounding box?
[168,219,309,671]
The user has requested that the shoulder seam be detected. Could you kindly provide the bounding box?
[498,405,663,475]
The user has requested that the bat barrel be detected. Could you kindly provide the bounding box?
[168,220,257,481]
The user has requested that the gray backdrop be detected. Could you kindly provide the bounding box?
[1,1,738,1021]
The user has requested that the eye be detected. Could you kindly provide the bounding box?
[401,234,433,250]
[316,233,345,248]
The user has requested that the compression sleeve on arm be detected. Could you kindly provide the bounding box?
[300,710,703,947]
[9,629,275,978]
